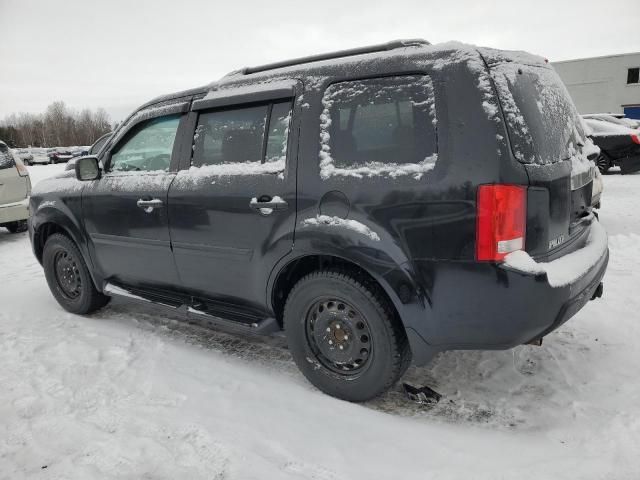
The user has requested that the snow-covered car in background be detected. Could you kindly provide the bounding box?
[583,113,640,130]
[0,140,31,233]
[583,117,640,174]
[13,149,34,165]
[47,148,74,164]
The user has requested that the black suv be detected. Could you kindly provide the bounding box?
[29,40,608,401]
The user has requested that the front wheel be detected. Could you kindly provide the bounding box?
[284,270,411,402]
[43,233,110,314]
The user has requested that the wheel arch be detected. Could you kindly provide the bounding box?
[32,209,103,291]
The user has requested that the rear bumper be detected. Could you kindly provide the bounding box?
[0,198,29,224]
[401,223,609,363]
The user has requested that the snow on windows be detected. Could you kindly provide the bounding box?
[318,75,438,180]
[489,62,595,174]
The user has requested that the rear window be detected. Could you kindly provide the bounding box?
[0,144,16,170]
[319,75,438,179]
[490,64,585,165]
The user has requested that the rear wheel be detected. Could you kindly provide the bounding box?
[284,270,410,402]
[4,220,28,233]
[43,233,110,314]
[596,153,610,174]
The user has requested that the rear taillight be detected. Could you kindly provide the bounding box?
[15,161,29,177]
[476,184,527,262]
[631,133,640,145]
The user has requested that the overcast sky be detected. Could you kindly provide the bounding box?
[2,0,639,123]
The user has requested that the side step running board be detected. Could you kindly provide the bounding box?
[187,307,280,336]
[103,282,280,337]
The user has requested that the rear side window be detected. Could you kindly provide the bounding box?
[319,75,437,179]
[490,64,585,165]
[110,115,180,172]
[192,100,292,171]
[0,144,16,170]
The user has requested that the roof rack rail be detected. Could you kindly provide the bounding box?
[236,38,430,76]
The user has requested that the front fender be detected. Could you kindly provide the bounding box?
[29,183,102,289]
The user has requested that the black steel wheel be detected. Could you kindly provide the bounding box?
[284,270,411,402]
[596,153,610,174]
[43,233,110,314]
[305,298,373,375]
[53,249,83,300]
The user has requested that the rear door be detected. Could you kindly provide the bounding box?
[83,104,188,289]
[167,84,299,319]
[0,144,28,206]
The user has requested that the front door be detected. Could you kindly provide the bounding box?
[83,112,185,289]
[168,96,298,317]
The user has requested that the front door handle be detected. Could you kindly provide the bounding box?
[249,196,288,214]
[137,198,164,213]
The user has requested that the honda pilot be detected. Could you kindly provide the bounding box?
[28,40,608,401]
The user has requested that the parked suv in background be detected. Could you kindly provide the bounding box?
[0,141,31,233]
[29,40,608,401]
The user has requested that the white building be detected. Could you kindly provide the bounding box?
[552,52,640,119]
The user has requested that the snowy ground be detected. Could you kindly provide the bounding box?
[1,164,639,479]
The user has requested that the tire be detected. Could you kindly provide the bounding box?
[5,220,28,233]
[596,153,610,174]
[284,270,411,402]
[43,233,110,314]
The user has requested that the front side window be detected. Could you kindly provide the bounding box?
[109,115,180,172]
[192,100,292,172]
[319,75,438,179]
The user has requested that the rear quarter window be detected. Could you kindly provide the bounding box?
[490,64,585,165]
[319,75,438,180]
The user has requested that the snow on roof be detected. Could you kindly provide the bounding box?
[202,79,299,101]
[584,118,637,136]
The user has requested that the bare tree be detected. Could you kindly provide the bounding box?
[0,102,113,148]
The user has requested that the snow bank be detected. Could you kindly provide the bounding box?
[301,215,380,241]
[504,221,608,287]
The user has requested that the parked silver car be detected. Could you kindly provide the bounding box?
[0,140,31,233]
[13,148,34,165]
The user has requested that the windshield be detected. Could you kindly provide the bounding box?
[490,63,586,165]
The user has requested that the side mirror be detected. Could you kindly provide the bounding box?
[75,156,101,181]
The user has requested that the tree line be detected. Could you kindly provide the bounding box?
[0,101,113,148]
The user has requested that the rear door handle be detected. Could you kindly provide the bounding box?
[137,198,164,213]
[249,196,288,213]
